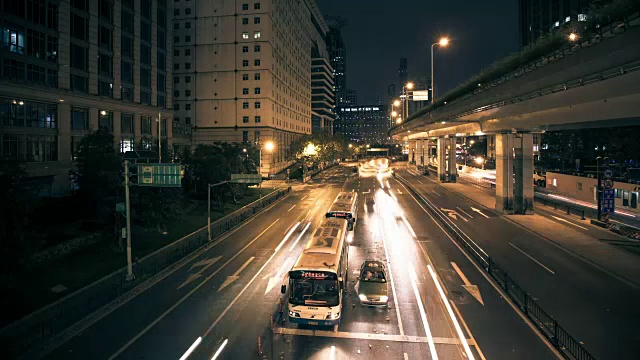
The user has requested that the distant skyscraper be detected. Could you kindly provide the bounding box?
[519,0,593,47]
[387,83,397,101]
[334,105,389,145]
[326,17,347,93]
[399,58,408,86]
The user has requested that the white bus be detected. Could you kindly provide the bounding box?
[281,218,349,326]
[325,192,358,230]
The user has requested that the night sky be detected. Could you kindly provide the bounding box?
[317,0,520,104]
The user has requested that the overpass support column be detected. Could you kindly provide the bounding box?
[448,136,457,182]
[514,133,534,214]
[487,135,496,160]
[437,137,447,182]
[409,140,416,164]
[495,133,534,214]
[419,139,425,168]
[495,134,514,213]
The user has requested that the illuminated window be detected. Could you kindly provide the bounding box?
[242,32,249,39]
[254,31,261,39]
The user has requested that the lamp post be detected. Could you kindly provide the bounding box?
[402,83,414,120]
[157,112,162,163]
[596,156,609,222]
[390,99,401,128]
[431,37,449,103]
[259,140,275,203]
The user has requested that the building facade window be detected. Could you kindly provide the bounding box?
[254,87,260,94]
[242,32,249,39]
[242,18,249,25]
[242,60,249,67]
[254,45,261,52]
[121,113,134,133]
[242,46,249,53]
[254,73,260,80]
[242,74,249,80]
[242,102,249,109]
[71,107,89,130]
[242,88,249,94]
[141,116,152,134]
[242,116,249,123]
[255,116,261,123]
[98,111,113,131]
[254,59,260,66]
[254,3,261,10]
[255,102,261,109]
[254,31,261,39]
[254,17,260,24]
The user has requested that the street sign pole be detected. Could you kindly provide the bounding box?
[208,183,211,241]
[124,160,134,281]
[597,158,602,221]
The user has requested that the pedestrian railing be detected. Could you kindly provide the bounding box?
[396,175,596,360]
[0,188,291,359]
[535,194,587,220]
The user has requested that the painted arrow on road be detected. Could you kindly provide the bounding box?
[440,208,468,222]
[177,256,223,290]
[218,256,255,292]
[265,260,292,295]
[451,262,484,305]
[471,207,490,218]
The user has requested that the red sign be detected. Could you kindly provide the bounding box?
[301,272,329,279]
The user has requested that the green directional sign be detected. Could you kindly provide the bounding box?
[231,173,262,184]
[137,163,184,187]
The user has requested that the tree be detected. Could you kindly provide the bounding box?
[290,133,348,167]
[69,128,122,226]
[0,160,38,271]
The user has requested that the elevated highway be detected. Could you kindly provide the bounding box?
[390,19,640,214]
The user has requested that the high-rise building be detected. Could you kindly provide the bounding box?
[325,16,346,94]
[398,58,408,86]
[519,0,593,47]
[0,0,174,196]
[335,105,389,145]
[310,3,335,136]
[177,0,319,176]
[387,83,397,101]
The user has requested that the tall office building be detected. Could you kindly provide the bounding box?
[398,58,408,86]
[310,3,335,136]
[325,16,346,93]
[519,0,593,47]
[176,0,320,176]
[0,0,173,196]
[335,105,389,145]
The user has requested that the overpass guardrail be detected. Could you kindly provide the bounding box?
[396,174,596,360]
[394,12,640,133]
[0,188,291,359]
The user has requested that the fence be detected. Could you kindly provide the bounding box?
[0,188,291,359]
[396,175,596,360]
[534,194,587,220]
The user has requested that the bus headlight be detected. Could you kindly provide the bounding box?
[289,311,300,317]
[327,312,340,320]
[358,294,367,302]
[379,296,388,303]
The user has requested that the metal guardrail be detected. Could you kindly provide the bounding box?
[396,175,596,360]
[535,194,587,220]
[393,12,640,134]
[0,188,291,359]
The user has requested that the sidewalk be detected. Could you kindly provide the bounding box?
[436,181,640,288]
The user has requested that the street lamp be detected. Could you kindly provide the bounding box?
[568,32,578,42]
[396,118,402,124]
[431,37,450,103]
[259,140,275,203]
[393,100,401,107]
[402,82,414,119]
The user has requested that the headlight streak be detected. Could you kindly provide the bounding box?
[409,263,439,360]
[275,222,300,253]
[427,264,475,360]
[211,338,228,360]
[288,222,311,252]
[179,337,202,360]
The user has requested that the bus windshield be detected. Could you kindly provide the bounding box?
[289,278,339,307]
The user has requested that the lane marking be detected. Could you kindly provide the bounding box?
[456,207,474,219]
[509,243,555,275]
[431,190,441,197]
[217,256,255,292]
[395,177,564,359]
[408,263,438,360]
[450,262,484,305]
[401,215,417,238]
[404,353,409,360]
[427,264,475,360]
[107,220,280,360]
[417,180,424,184]
[451,300,487,360]
[178,337,201,360]
[377,216,405,336]
[550,215,588,230]
[289,223,311,252]
[287,205,296,212]
[301,195,307,200]
[471,207,489,219]
[202,219,301,338]
[271,327,475,345]
[177,256,223,290]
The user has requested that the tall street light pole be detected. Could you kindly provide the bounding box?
[403,82,414,120]
[431,37,449,103]
[259,140,275,203]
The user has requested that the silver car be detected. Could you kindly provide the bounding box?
[355,260,389,305]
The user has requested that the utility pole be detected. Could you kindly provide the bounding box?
[124,160,134,281]
[158,111,162,163]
